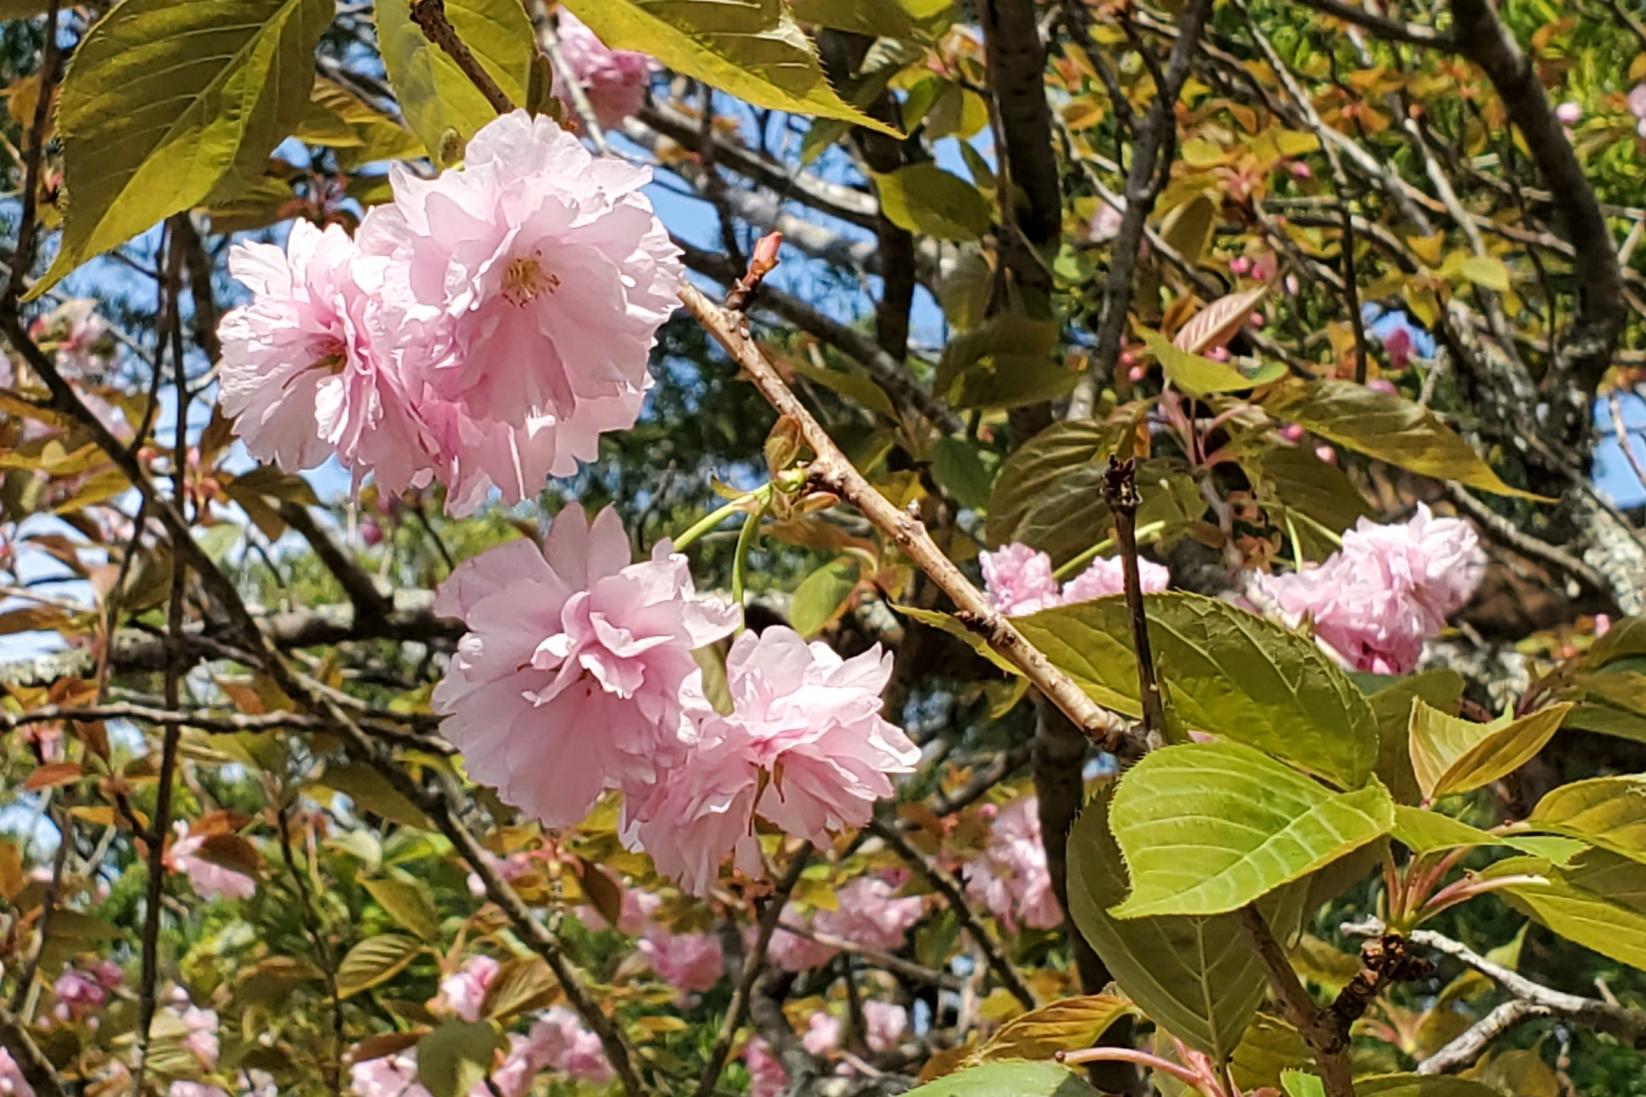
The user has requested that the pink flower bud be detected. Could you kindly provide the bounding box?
[1249,311,1265,328]
[1208,346,1230,362]
[361,518,384,547]
[1287,161,1312,179]
[1280,423,1306,443]
[1366,378,1397,395]
[1127,365,1146,383]
[1229,256,1251,276]
[1555,101,1582,126]
[1119,350,1136,368]
[1315,444,1337,465]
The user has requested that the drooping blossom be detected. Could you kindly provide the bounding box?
[812,875,925,952]
[357,110,679,509]
[638,927,725,992]
[528,1008,614,1084]
[433,504,739,829]
[802,1012,842,1056]
[436,955,499,1022]
[983,543,1170,616]
[166,823,257,902]
[0,1048,33,1097]
[219,220,435,492]
[742,1037,789,1097]
[1250,504,1484,675]
[963,797,1064,932]
[862,1000,910,1053]
[553,10,658,130]
[627,628,919,894]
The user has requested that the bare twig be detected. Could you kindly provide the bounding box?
[1103,458,1165,741]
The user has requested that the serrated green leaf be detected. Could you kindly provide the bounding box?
[976,994,1136,1063]
[1526,775,1646,864]
[1357,1072,1520,1096]
[788,0,918,38]
[1390,805,1581,861]
[1263,380,1544,500]
[1143,330,1286,397]
[1067,790,1271,1058]
[931,437,994,511]
[29,0,333,297]
[1109,742,1394,918]
[903,1060,1101,1096]
[1408,700,1571,801]
[417,1021,502,1097]
[1365,669,1462,805]
[874,162,992,241]
[789,556,859,639]
[561,0,897,136]
[1488,850,1646,970]
[337,933,424,998]
[1017,593,1380,788]
[375,0,533,164]
[892,605,1022,675]
[362,876,440,940]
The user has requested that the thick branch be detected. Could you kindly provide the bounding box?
[678,283,1132,752]
[980,0,1063,251]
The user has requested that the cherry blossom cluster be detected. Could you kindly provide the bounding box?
[219,111,679,514]
[765,872,926,972]
[1251,503,1484,675]
[348,1007,611,1097]
[961,796,1063,932]
[434,505,919,893]
[981,543,1170,617]
[552,10,658,130]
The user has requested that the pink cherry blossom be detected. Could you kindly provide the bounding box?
[528,1008,614,1084]
[1251,504,1484,675]
[812,875,925,952]
[980,543,1061,615]
[862,1000,909,1052]
[963,796,1064,932]
[52,966,111,1022]
[765,909,840,972]
[167,1084,228,1097]
[437,955,499,1022]
[349,1051,428,1097]
[1060,555,1170,605]
[1629,84,1646,136]
[219,220,435,493]
[0,1048,32,1097]
[742,1037,789,1097]
[166,823,256,902]
[179,1006,219,1069]
[360,110,678,440]
[639,927,725,992]
[1556,101,1582,126]
[802,1012,842,1056]
[553,10,658,130]
[433,504,739,829]
[1087,202,1125,243]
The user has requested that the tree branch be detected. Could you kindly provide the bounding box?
[1240,906,1355,1096]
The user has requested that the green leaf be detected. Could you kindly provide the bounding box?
[561,0,897,135]
[1017,593,1380,788]
[1458,255,1510,292]
[788,556,860,639]
[1246,446,1372,558]
[931,437,995,511]
[1488,851,1646,970]
[788,0,918,38]
[874,163,992,241]
[938,314,1060,394]
[314,764,433,829]
[29,0,334,297]
[787,356,896,418]
[1282,1072,1326,1097]
[417,1021,502,1097]
[1229,1015,1313,1090]
[1365,669,1462,805]
[337,933,424,998]
[1067,791,1272,1058]
[1143,330,1286,397]
[892,605,1020,675]
[1390,805,1580,861]
[375,0,533,164]
[1356,1073,1520,1096]
[1161,194,1216,264]
[976,995,1136,1063]
[481,956,559,1021]
[362,876,440,940]
[1108,742,1394,918]
[1526,775,1646,864]
[1408,700,1571,801]
[298,77,426,167]
[1262,380,1544,500]
[903,1060,1101,1096]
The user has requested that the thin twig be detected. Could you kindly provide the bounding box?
[1102,458,1165,741]
[409,0,513,114]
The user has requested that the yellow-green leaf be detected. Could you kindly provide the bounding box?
[375,0,533,164]
[788,0,918,38]
[481,956,558,1021]
[874,163,992,241]
[363,876,440,940]
[1108,742,1394,918]
[561,0,897,136]
[1144,329,1286,398]
[976,994,1136,1062]
[1459,255,1510,292]
[788,556,860,639]
[1487,851,1646,972]
[337,933,424,998]
[1408,700,1571,801]
[1525,775,1646,864]
[1263,380,1545,500]
[29,0,334,297]
[418,1021,502,1097]
[903,1061,1101,1097]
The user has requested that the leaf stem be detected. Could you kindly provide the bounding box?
[671,487,768,552]
[730,494,767,626]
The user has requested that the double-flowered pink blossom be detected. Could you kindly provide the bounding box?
[963,796,1064,932]
[528,1008,614,1084]
[981,543,1169,616]
[553,10,658,130]
[436,955,499,1022]
[812,874,925,953]
[434,503,738,828]
[765,907,841,972]
[166,823,257,902]
[742,1037,789,1097]
[638,927,725,992]
[348,1009,611,1097]
[51,961,122,1024]
[862,1000,910,1053]
[221,111,679,515]
[626,628,919,894]
[1251,504,1483,675]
